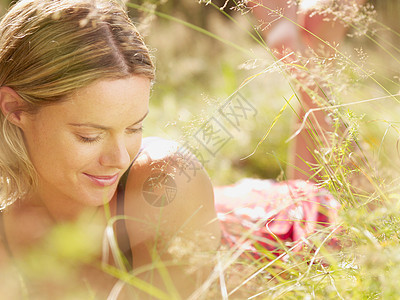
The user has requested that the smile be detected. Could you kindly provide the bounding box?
[83,173,119,187]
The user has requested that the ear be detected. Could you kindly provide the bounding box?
[0,87,28,128]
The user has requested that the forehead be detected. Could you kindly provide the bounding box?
[68,76,150,110]
[44,76,151,125]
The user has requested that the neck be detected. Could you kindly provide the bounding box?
[27,187,111,223]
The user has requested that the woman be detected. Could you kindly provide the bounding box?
[0,0,221,298]
[0,0,338,298]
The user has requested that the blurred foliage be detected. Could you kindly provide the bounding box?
[1,1,400,298]
[129,0,400,185]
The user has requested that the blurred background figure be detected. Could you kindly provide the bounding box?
[250,0,366,180]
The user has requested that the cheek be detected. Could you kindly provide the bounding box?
[25,128,96,173]
[129,134,144,159]
[23,126,52,167]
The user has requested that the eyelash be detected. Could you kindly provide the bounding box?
[78,126,143,144]
[126,127,143,134]
[78,136,102,144]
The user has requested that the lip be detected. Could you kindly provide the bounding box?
[84,173,119,187]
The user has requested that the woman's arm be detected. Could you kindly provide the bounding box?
[121,138,221,299]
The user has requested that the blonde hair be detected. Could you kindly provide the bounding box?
[0,0,155,208]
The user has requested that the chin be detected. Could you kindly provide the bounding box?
[80,187,116,207]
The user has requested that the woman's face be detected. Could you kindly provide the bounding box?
[21,76,151,209]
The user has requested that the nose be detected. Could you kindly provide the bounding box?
[100,137,132,170]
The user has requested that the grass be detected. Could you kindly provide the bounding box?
[2,0,400,298]
[131,0,400,298]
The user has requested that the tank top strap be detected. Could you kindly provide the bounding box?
[115,147,144,270]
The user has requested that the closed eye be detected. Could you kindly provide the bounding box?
[78,135,102,143]
[76,127,143,144]
[126,126,143,134]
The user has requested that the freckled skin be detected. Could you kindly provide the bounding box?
[0,76,221,298]
[21,76,150,219]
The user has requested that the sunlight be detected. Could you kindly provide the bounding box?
[299,0,331,11]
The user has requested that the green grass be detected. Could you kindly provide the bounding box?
[131,1,400,298]
[2,0,400,298]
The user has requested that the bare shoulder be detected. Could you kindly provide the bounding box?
[124,137,221,252]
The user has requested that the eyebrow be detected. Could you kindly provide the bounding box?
[68,110,149,130]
